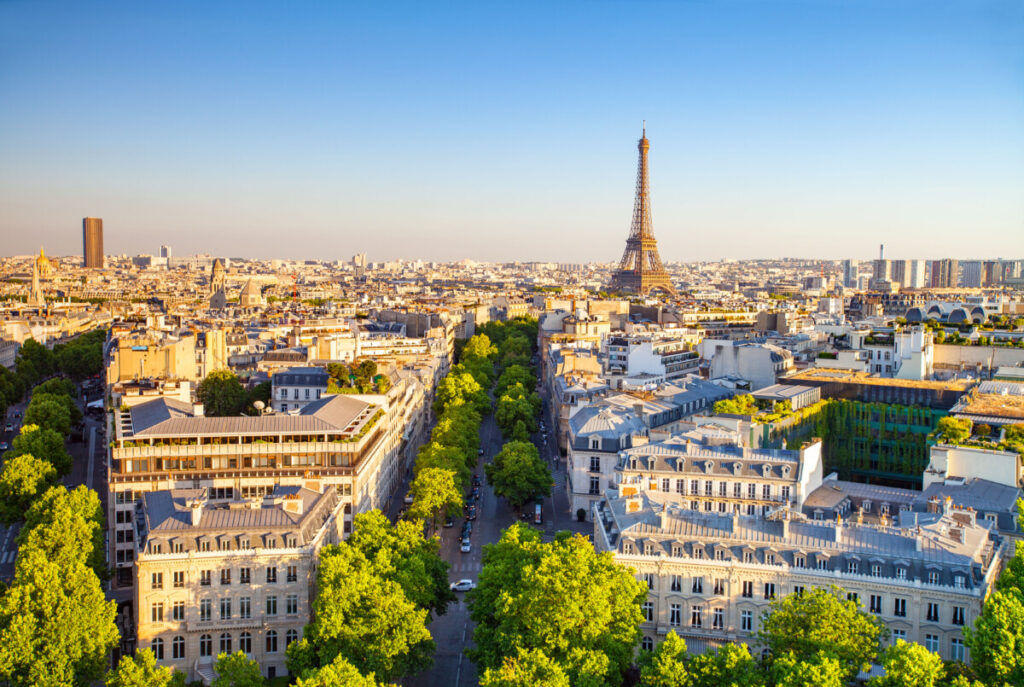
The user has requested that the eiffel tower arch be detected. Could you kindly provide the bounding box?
[610,127,676,296]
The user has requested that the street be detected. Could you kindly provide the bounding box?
[400,396,587,687]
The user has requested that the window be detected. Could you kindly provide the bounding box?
[220,569,231,585]
[239,597,251,619]
[220,598,232,620]
[892,629,906,643]
[924,634,939,653]
[671,545,682,558]
[200,570,211,586]
[871,564,881,577]
[690,606,703,628]
[794,555,805,569]
[287,566,298,583]
[870,595,882,614]
[200,634,212,658]
[151,573,163,590]
[266,595,278,616]
[954,575,966,589]
[719,482,727,497]
[219,633,232,654]
[847,561,859,574]
[762,484,771,500]
[266,566,278,583]
[692,577,704,594]
[240,567,251,584]
[662,478,671,492]
[781,486,790,501]
[641,636,654,652]
[642,601,654,622]
[151,603,164,623]
[766,553,775,565]
[286,594,299,615]
[670,603,681,627]
[743,552,753,564]
[172,601,185,621]
[694,547,704,559]
[733,483,742,498]
[690,479,699,495]
[172,636,185,659]
[589,456,600,472]
[713,578,726,595]
[200,540,211,552]
[286,629,298,647]
[741,610,753,631]
[150,542,161,554]
[713,607,724,629]
[928,571,940,585]
[748,484,756,499]
[847,592,859,603]
[200,598,212,621]
[240,631,252,654]
[704,482,713,497]
[704,501,713,512]
[950,638,965,662]
[589,476,600,495]
[952,606,965,626]
[676,479,685,494]
[293,388,298,400]
[894,598,906,617]
[173,571,185,588]
[742,581,753,598]
[763,583,776,600]
[927,603,939,622]
[305,388,310,399]
[896,566,907,580]
[151,638,164,661]
[670,575,682,592]
[266,630,279,653]
[816,557,829,571]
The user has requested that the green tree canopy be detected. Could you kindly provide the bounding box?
[408,467,464,532]
[295,654,393,687]
[18,484,107,580]
[468,524,646,685]
[638,631,690,687]
[0,453,57,526]
[713,394,758,416]
[462,333,497,362]
[24,395,72,437]
[211,651,263,687]
[495,364,535,399]
[770,651,845,687]
[32,377,77,398]
[433,372,490,416]
[104,648,186,687]
[936,417,973,445]
[868,641,945,687]
[965,588,1024,686]
[479,648,571,687]
[9,424,73,475]
[485,441,551,509]
[196,369,249,416]
[415,441,471,490]
[758,586,886,681]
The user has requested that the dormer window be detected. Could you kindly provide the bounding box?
[589,437,601,450]
[704,460,714,472]
[150,542,162,554]
[862,500,872,513]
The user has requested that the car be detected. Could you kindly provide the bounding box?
[4,423,12,432]
[0,441,8,451]
[449,579,476,592]
[403,494,414,505]
[471,475,481,487]
[478,448,484,456]
[467,506,477,521]
[460,540,472,553]
[443,517,455,528]
[461,521,473,534]
[471,487,481,499]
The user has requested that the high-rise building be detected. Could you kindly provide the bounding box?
[872,258,891,283]
[890,259,908,286]
[841,259,860,288]
[930,259,959,289]
[960,261,983,288]
[160,245,172,260]
[610,126,675,296]
[83,217,104,268]
[908,259,927,289]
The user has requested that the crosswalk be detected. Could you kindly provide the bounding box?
[450,560,483,573]
[0,549,16,565]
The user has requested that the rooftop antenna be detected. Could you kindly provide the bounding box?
[642,120,646,137]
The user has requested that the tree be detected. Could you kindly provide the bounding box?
[32,377,77,398]
[462,333,497,362]
[247,380,271,409]
[434,372,489,416]
[479,648,570,687]
[0,453,57,526]
[196,369,249,416]
[211,651,263,687]
[408,467,463,532]
[0,547,118,687]
[24,395,72,437]
[686,643,763,687]
[964,589,1024,686]
[295,654,392,687]
[9,424,73,475]
[19,484,107,580]
[496,364,535,399]
[758,586,885,680]
[935,417,972,445]
[345,510,454,618]
[295,541,434,680]
[713,394,758,416]
[416,441,471,490]
[868,641,945,687]
[638,631,690,687]
[974,423,992,438]
[495,392,538,438]
[105,648,186,687]
[485,441,551,510]
[771,651,845,687]
[468,524,646,684]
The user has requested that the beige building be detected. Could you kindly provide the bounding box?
[595,491,1003,664]
[134,484,343,682]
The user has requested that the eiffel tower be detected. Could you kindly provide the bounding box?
[610,125,676,296]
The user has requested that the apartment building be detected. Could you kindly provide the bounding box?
[270,366,329,413]
[605,333,701,387]
[567,404,647,520]
[595,492,1003,662]
[134,484,343,681]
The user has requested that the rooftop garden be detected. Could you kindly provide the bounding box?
[932,416,1024,454]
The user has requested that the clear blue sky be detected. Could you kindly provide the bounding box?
[1,1,1022,262]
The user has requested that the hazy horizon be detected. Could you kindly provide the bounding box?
[2,1,1022,263]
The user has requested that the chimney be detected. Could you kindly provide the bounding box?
[915,525,924,552]
[659,504,669,530]
[781,511,790,538]
[193,402,204,417]
[949,527,964,544]
[731,509,740,532]
[943,495,953,516]
[283,493,304,515]
[189,499,204,526]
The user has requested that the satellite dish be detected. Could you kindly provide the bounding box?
[253,401,265,411]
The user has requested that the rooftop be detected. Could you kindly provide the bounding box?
[787,367,973,391]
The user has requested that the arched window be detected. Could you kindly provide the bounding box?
[152,638,164,660]
[240,631,252,654]
[219,633,232,654]
[286,629,299,647]
[172,635,185,659]
[640,636,653,652]
[199,634,212,657]
[266,630,278,653]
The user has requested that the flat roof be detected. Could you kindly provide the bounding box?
[787,368,972,391]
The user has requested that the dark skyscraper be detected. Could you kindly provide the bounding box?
[83,217,104,268]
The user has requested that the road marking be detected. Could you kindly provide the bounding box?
[85,425,96,489]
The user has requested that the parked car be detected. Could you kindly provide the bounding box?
[467,506,477,520]
[4,423,12,432]
[0,441,8,451]
[471,487,481,499]
[443,517,455,528]
[460,539,472,553]
[403,494,414,505]
[477,448,484,456]
[449,579,476,592]
[471,474,481,487]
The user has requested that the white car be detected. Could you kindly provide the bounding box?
[460,540,472,553]
[449,579,476,592]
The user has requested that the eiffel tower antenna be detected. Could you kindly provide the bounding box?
[610,126,676,296]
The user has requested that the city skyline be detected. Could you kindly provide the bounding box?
[1,1,1022,262]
